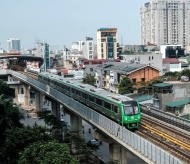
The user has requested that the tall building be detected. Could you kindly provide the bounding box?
[82,37,94,59]
[140,0,190,48]
[36,42,50,71]
[97,28,118,59]
[7,38,20,52]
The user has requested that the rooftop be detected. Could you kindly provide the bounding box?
[163,58,180,64]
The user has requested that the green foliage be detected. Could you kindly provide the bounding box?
[0,97,23,145]
[37,110,63,129]
[72,62,78,68]
[163,71,178,77]
[118,77,133,94]
[64,130,99,164]
[18,140,79,164]
[82,74,96,86]
[181,69,190,77]
[37,110,63,140]
[1,126,52,164]
[0,80,13,98]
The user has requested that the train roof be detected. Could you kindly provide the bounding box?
[38,72,134,103]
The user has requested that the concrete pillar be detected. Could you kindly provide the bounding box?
[109,143,128,164]
[19,87,22,95]
[15,87,19,100]
[35,91,43,111]
[23,85,30,106]
[51,101,60,119]
[70,114,83,137]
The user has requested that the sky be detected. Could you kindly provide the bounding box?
[0,0,148,50]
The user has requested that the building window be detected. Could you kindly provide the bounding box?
[132,78,136,84]
[90,68,93,72]
[141,78,145,82]
[149,56,151,61]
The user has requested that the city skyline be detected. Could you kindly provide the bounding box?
[0,0,147,50]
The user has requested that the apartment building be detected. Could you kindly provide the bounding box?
[7,38,20,52]
[140,0,190,48]
[97,28,118,60]
[82,37,94,59]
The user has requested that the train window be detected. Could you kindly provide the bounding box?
[62,84,65,89]
[104,101,111,110]
[72,88,75,93]
[89,95,94,102]
[96,98,102,106]
[113,106,118,113]
[67,86,70,91]
[76,90,81,96]
[82,92,87,98]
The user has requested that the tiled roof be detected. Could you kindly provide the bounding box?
[163,58,180,63]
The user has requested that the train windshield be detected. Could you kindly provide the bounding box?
[123,105,139,116]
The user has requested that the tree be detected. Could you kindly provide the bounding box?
[118,76,134,94]
[82,74,96,86]
[37,110,63,139]
[0,96,23,146]
[72,62,78,68]
[18,140,79,164]
[64,130,99,164]
[0,80,14,98]
[1,126,52,164]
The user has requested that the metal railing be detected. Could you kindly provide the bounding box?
[8,70,183,164]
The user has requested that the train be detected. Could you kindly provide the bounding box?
[37,72,142,129]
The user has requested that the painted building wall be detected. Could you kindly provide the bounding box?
[128,66,159,83]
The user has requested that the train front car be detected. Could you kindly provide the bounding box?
[121,100,141,129]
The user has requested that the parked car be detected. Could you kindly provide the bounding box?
[87,139,99,147]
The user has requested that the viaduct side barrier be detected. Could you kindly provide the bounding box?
[9,70,183,164]
[140,104,190,131]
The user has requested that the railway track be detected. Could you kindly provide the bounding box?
[17,71,38,80]
[16,70,190,163]
[136,114,190,163]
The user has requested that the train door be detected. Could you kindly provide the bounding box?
[113,105,120,123]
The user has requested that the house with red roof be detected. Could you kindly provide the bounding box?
[163,58,181,74]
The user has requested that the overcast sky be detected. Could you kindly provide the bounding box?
[0,0,148,50]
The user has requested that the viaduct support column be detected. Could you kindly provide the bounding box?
[35,91,43,111]
[109,143,128,164]
[51,101,60,119]
[70,114,83,137]
[23,85,30,106]
[15,87,19,101]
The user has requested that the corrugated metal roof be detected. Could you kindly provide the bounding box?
[153,83,173,87]
[134,95,153,102]
[165,99,189,107]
